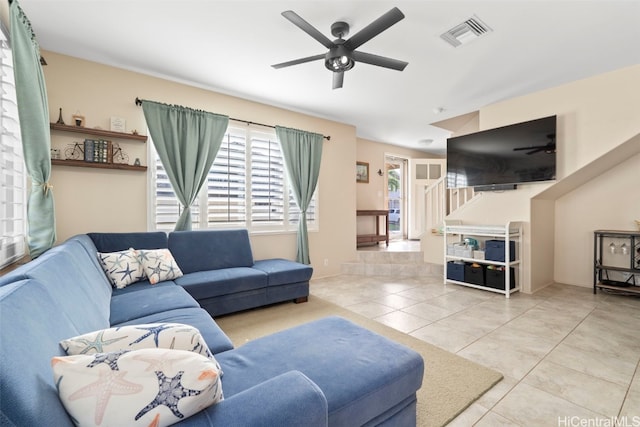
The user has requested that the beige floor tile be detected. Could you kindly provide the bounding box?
[523,360,627,417]
[373,310,432,334]
[368,281,420,294]
[545,342,637,387]
[484,325,560,357]
[401,301,458,321]
[474,375,518,409]
[619,387,640,418]
[431,310,503,337]
[474,410,521,426]
[456,335,546,380]
[395,284,454,301]
[504,306,581,341]
[344,301,396,319]
[410,322,479,352]
[561,320,640,362]
[372,293,422,310]
[492,382,602,426]
[410,290,487,313]
[446,402,490,426]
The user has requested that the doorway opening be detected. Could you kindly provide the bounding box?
[385,155,407,241]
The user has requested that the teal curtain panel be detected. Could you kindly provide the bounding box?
[141,100,228,231]
[275,126,323,264]
[10,0,56,257]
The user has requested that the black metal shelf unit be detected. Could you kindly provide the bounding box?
[593,229,640,295]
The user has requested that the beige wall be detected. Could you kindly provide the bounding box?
[43,51,358,278]
[447,64,640,291]
[355,137,431,210]
[554,153,639,287]
[355,137,433,236]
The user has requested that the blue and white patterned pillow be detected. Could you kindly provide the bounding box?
[52,348,223,427]
[60,323,216,361]
[97,249,146,289]
[136,249,183,285]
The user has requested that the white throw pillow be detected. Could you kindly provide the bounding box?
[52,348,223,427]
[136,249,183,285]
[97,249,146,289]
[60,323,216,361]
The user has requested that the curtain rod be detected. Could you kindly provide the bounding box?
[135,97,330,141]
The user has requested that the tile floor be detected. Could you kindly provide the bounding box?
[310,253,640,426]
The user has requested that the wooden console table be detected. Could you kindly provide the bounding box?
[356,210,389,247]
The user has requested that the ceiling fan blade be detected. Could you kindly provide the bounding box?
[513,146,542,151]
[351,51,408,71]
[272,54,326,69]
[281,10,335,49]
[332,71,344,89]
[344,7,405,50]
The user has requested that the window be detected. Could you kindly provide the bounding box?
[150,124,318,233]
[0,24,27,268]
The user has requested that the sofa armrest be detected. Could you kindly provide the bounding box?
[182,370,328,426]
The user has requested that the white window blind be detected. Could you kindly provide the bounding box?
[150,125,317,233]
[251,132,284,224]
[208,132,246,225]
[0,25,27,268]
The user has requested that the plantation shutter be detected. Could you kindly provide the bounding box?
[153,154,200,231]
[251,133,285,224]
[0,26,26,268]
[207,132,246,225]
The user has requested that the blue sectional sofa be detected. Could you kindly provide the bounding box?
[89,229,313,316]
[0,230,424,426]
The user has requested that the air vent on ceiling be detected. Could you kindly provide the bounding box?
[440,15,492,48]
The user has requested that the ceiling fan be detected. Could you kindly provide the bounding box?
[271,7,408,89]
[513,134,556,155]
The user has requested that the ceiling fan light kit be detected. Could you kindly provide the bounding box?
[272,7,408,89]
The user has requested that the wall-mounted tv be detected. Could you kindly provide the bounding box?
[446,115,557,190]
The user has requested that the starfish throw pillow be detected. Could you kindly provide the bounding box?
[135,249,183,285]
[52,348,223,427]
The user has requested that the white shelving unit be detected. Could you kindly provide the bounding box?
[444,220,523,298]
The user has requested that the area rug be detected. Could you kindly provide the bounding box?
[215,296,503,427]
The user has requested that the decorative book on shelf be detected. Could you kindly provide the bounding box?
[83,139,113,164]
[84,139,120,164]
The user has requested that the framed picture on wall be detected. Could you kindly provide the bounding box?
[356,161,369,183]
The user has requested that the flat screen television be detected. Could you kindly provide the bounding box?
[446,115,557,190]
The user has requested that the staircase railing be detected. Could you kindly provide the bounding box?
[423,176,476,234]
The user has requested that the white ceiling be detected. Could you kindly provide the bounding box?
[18,0,640,154]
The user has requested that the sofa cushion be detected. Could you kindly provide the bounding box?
[66,235,114,291]
[114,307,234,355]
[136,248,183,284]
[0,280,78,427]
[252,258,313,286]
[52,348,223,427]
[174,267,267,300]
[60,323,217,364]
[98,248,147,289]
[89,231,168,253]
[7,246,111,332]
[109,281,199,325]
[169,229,254,273]
[216,316,424,427]
[185,371,328,427]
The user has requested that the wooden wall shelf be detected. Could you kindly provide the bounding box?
[50,123,147,142]
[51,159,147,172]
